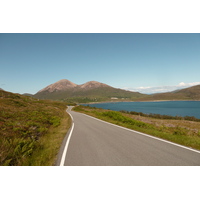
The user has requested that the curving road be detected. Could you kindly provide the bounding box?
[57,106,200,166]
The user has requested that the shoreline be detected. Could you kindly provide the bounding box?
[81,99,200,105]
[79,100,200,119]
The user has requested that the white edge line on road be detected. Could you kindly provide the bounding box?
[60,111,74,166]
[82,113,200,154]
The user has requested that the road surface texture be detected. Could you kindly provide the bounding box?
[57,106,200,166]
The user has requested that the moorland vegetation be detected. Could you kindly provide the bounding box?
[0,90,71,166]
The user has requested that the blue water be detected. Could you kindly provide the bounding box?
[84,101,200,119]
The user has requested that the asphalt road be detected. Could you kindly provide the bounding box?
[57,106,200,166]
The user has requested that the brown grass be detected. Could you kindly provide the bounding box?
[0,90,71,166]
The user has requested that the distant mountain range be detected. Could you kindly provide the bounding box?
[33,79,147,103]
[33,79,200,103]
[2,79,200,103]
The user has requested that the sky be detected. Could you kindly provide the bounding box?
[1,1,200,199]
[0,33,200,94]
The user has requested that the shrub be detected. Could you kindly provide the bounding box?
[100,111,150,129]
[173,127,187,136]
[120,110,200,122]
[50,116,61,127]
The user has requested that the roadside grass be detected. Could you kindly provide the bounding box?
[0,91,71,166]
[73,105,200,150]
[23,111,71,166]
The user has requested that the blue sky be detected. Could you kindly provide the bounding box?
[0,33,200,94]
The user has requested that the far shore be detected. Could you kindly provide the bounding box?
[81,99,200,105]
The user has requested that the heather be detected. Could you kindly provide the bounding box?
[0,91,70,166]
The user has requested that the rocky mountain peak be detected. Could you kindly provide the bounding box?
[38,79,77,93]
[80,81,110,89]
[35,79,112,96]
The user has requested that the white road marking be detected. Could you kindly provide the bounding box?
[59,110,74,166]
[81,113,200,154]
[68,112,74,122]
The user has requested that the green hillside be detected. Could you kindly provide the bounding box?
[0,90,70,166]
[34,84,147,103]
[137,85,200,101]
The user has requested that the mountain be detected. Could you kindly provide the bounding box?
[79,81,109,89]
[34,79,200,103]
[0,88,4,91]
[174,85,200,99]
[22,93,33,97]
[137,85,200,101]
[38,79,77,93]
[34,79,147,103]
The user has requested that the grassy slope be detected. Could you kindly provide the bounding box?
[0,91,71,166]
[138,85,200,101]
[73,105,200,150]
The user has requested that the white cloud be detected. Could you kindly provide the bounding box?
[124,82,200,94]
[178,82,186,86]
[138,86,151,89]
[178,82,200,87]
